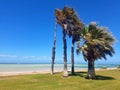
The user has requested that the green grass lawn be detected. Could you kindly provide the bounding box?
[0,69,120,90]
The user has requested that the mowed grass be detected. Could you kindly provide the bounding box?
[0,69,120,90]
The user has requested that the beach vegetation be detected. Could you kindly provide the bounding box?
[54,6,84,76]
[52,6,115,79]
[51,24,57,75]
[117,65,120,68]
[76,22,115,79]
[55,6,84,75]
[101,66,107,69]
[55,8,68,77]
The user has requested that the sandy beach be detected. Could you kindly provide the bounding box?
[0,71,50,76]
[0,70,59,76]
[0,68,117,76]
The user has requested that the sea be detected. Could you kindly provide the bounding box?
[0,63,119,72]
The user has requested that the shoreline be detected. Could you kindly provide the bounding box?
[0,68,117,76]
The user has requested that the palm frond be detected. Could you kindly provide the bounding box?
[77,22,115,62]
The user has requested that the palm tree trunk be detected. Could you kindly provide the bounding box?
[63,29,68,77]
[71,38,75,75]
[51,24,57,75]
[87,60,96,79]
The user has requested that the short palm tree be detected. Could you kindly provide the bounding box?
[77,22,115,79]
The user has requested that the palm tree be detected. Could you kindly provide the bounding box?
[55,8,68,76]
[51,23,57,75]
[55,6,84,75]
[77,22,115,79]
[62,7,84,75]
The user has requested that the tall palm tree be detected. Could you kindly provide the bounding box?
[51,23,57,75]
[55,8,69,76]
[63,7,84,75]
[61,7,84,75]
[55,6,83,75]
[77,22,115,79]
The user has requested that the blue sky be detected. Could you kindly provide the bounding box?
[0,0,120,64]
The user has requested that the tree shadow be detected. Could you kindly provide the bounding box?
[69,71,87,78]
[95,75,115,80]
[69,72,115,80]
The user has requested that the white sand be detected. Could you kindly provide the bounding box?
[0,68,117,76]
[0,70,62,76]
[0,71,50,76]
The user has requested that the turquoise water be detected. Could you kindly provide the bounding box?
[0,64,119,72]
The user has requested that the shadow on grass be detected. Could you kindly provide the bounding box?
[69,72,115,80]
[95,75,115,80]
[69,71,87,78]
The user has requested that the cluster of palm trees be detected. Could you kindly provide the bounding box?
[51,6,115,79]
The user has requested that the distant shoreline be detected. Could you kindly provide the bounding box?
[0,63,119,64]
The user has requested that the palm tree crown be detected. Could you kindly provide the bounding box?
[77,22,115,61]
[55,6,83,38]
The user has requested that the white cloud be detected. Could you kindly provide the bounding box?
[36,56,49,60]
[0,54,50,61]
[22,55,50,60]
[23,56,36,59]
[0,54,17,58]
